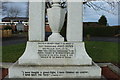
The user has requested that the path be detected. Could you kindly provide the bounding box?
[1,33,119,46]
[2,37,27,46]
[2,34,28,46]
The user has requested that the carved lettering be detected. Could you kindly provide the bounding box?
[37,42,75,58]
[22,71,88,77]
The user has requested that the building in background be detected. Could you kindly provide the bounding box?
[1,17,29,32]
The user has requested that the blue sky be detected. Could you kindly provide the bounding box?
[1,1,119,26]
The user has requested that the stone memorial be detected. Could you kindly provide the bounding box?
[8,0,101,79]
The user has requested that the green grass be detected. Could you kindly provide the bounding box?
[2,41,119,63]
[0,46,2,62]
[85,41,119,63]
[2,43,26,62]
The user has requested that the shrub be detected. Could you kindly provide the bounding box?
[3,26,12,30]
[83,27,118,37]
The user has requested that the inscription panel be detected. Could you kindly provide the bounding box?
[22,70,88,77]
[38,42,75,58]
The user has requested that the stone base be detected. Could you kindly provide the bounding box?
[4,77,105,80]
[18,41,92,65]
[48,33,64,41]
[9,62,101,78]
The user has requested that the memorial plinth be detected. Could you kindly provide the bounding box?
[18,42,92,65]
[9,62,101,78]
[8,0,101,79]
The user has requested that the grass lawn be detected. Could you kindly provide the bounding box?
[85,41,119,63]
[2,43,26,62]
[0,46,2,62]
[2,41,119,63]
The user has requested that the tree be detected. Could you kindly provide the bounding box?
[5,6,22,17]
[0,1,9,15]
[98,15,107,26]
[45,0,119,15]
[83,1,119,15]
[23,1,119,17]
[1,2,23,17]
[2,0,119,17]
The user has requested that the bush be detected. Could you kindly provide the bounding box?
[3,26,12,30]
[83,27,118,37]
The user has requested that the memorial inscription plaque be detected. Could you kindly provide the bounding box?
[22,70,88,77]
[38,42,75,58]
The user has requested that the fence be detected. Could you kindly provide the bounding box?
[0,30,12,38]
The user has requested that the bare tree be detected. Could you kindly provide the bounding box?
[10,0,119,17]
[0,1,9,15]
[1,0,9,11]
[46,0,119,15]
[2,2,8,11]
[84,1,119,15]
[5,6,22,17]
[0,1,2,15]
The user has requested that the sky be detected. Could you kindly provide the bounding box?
[83,1,119,26]
[0,1,119,26]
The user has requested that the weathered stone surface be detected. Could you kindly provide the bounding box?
[67,2,83,41]
[18,41,92,65]
[47,5,65,41]
[9,62,101,78]
[29,1,45,41]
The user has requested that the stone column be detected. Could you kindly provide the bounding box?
[67,2,83,42]
[29,0,45,41]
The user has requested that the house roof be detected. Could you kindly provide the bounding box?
[2,17,29,22]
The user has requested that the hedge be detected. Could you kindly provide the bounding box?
[83,27,119,37]
[3,26,12,30]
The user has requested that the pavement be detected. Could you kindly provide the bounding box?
[2,37,27,46]
[97,63,120,76]
[0,62,13,68]
[2,34,28,46]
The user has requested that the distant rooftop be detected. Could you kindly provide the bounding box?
[2,17,29,22]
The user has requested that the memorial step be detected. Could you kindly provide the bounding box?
[9,62,101,78]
